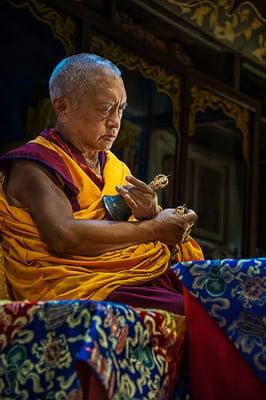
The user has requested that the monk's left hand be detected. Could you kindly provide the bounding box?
[116,175,160,220]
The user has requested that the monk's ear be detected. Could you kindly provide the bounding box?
[53,97,70,122]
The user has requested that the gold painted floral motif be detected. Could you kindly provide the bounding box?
[5,0,76,55]
[165,0,266,66]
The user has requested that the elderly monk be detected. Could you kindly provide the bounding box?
[0,53,203,314]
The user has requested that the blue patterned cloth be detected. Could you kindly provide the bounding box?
[1,258,265,399]
[172,257,266,384]
[0,299,186,399]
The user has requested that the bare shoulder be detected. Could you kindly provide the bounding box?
[6,159,64,208]
[5,159,76,252]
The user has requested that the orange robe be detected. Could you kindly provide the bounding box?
[0,132,203,302]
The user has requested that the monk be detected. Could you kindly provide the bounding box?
[0,53,203,314]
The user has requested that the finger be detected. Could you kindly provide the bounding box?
[183,209,198,225]
[117,185,155,204]
[123,193,138,210]
[126,175,152,192]
[115,184,135,194]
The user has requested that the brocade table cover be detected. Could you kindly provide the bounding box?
[0,257,265,399]
[172,257,265,385]
[0,299,186,399]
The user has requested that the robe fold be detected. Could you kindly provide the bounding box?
[0,129,203,302]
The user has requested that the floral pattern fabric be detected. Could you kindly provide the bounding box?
[0,257,265,399]
[172,257,266,385]
[0,300,186,400]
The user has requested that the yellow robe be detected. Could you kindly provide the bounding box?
[0,134,203,302]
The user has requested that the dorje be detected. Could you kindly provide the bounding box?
[175,204,188,216]
[148,174,169,190]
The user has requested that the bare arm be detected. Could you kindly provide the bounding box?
[6,160,197,256]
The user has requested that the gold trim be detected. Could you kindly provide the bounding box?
[91,35,181,133]
[114,10,193,67]
[5,0,76,55]
[189,85,250,162]
[165,0,266,67]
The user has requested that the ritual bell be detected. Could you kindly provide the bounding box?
[102,174,169,221]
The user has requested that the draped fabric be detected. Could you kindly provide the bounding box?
[0,299,187,400]
[0,133,168,301]
[0,130,203,303]
[172,258,266,400]
[0,258,265,400]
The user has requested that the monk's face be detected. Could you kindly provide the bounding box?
[55,75,127,153]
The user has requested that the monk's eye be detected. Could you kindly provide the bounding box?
[118,107,124,116]
[97,103,113,115]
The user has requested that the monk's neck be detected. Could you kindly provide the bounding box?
[54,125,100,171]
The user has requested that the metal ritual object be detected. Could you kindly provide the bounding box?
[175,204,188,216]
[102,174,169,221]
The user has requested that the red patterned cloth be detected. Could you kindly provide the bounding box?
[184,289,265,400]
[172,258,266,400]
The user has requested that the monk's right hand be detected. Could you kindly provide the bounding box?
[151,208,197,245]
